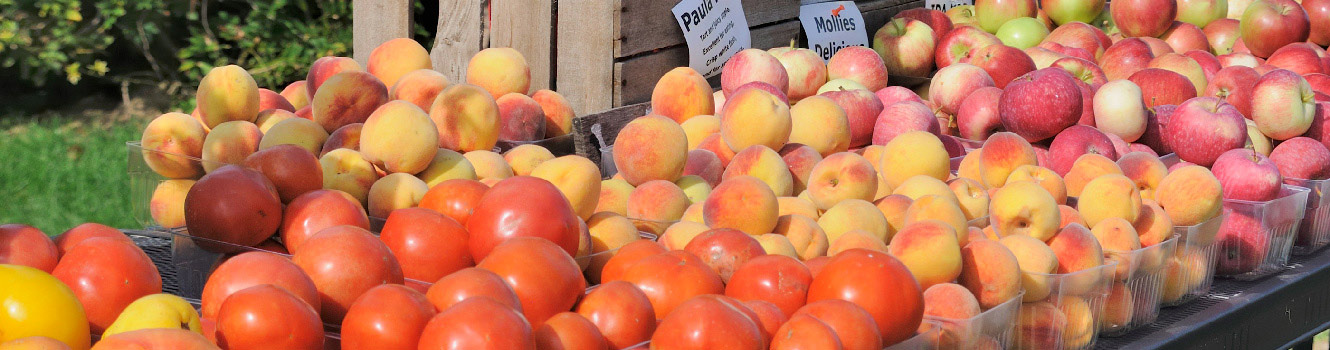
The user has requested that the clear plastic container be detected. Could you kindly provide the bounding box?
[599,144,618,177]
[1098,235,1179,336]
[1012,261,1117,350]
[888,319,942,350]
[495,133,575,155]
[127,141,217,229]
[1285,177,1330,255]
[1214,184,1309,280]
[629,217,678,237]
[1160,212,1225,307]
[925,291,1022,350]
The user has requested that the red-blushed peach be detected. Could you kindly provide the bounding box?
[466,47,530,97]
[1100,282,1134,330]
[503,144,555,176]
[957,149,984,183]
[586,212,645,282]
[675,175,712,205]
[531,155,603,220]
[306,56,362,97]
[1092,217,1143,279]
[1161,247,1210,303]
[531,90,576,138]
[367,38,431,87]
[201,121,263,173]
[990,181,1061,241]
[881,131,952,188]
[1059,205,1086,228]
[958,239,1023,309]
[683,149,724,186]
[659,220,709,251]
[680,115,721,150]
[150,179,195,228]
[1058,296,1096,347]
[1063,153,1123,197]
[903,194,971,245]
[196,65,260,128]
[319,148,381,205]
[1015,301,1068,349]
[779,143,823,194]
[1134,201,1174,247]
[320,123,363,157]
[819,199,891,243]
[651,67,714,123]
[949,178,990,220]
[281,80,311,110]
[389,69,450,111]
[858,144,896,199]
[807,152,879,210]
[595,178,635,216]
[417,148,478,186]
[921,282,982,322]
[890,220,963,289]
[1154,165,1224,226]
[773,214,830,260]
[463,150,514,180]
[704,176,780,236]
[243,145,324,204]
[627,180,690,223]
[259,117,329,155]
[1117,151,1168,201]
[310,70,390,133]
[495,93,547,142]
[366,173,429,218]
[720,88,793,152]
[999,234,1059,301]
[721,48,790,97]
[789,95,853,156]
[892,175,961,207]
[755,233,801,258]
[875,194,915,234]
[294,106,312,120]
[1080,175,1144,230]
[1006,165,1068,205]
[359,101,439,174]
[141,113,207,179]
[258,88,296,112]
[428,83,500,152]
[255,109,298,133]
[827,229,890,255]
[681,202,705,223]
[777,196,820,219]
[723,145,796,196]
[1047,224,1107,295]
[977,132,1039,188]
[613,115,689,186]
[697,133,738,167]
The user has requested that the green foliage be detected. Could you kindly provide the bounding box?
[177,0,355,90]
[0,0,173,85]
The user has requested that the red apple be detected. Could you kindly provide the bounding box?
[1099,38,1156,81]
[1306,0,1330,46]
[935,26,1002,69]
[1141,37,1177,57]
[1270,136,1330,180]
[873,18,937,78]
[1212,148,1283,201]
[1204,19,1242,55]
[1150,53,1210,94]
[1239,0,1311,58]
[1307,73,1330,95]
[734,81,790,105]
[1052,56,1108,90]
[1205,65,1261,118]
[769,46,829,102]
[1265,44,1328,75]
[1215,210,1268,275]
[1178,0,1231,28]
[1075,79,1097,127]
[1139,104,1177,154]
[894,8,954,42]
[999,68,1084,142]
[1304,102,1330,149]
[1112,0,1178,37]
[184,164,282,252]
[1165,96,1248,166]
[1045,22,1111,59]
[875,86,926,106]
[1218,52,1263,68]
[1129,68,1199,108]
[1049,125,1119,175]
[1161,22,1212,54]
[827,46,891,92]
[821,88,886,148]
[1040,42,1097,63]
[1251,69,1318,140]
[968,44,1037,88]
[956,86,1005,141]
[929,63,997,116]
[874,101,942,144]
[1094,79,1150,142]
[1027,47,1070,69]
[1184,50,1222,80]
[721,49,790,97]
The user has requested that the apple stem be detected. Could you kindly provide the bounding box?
[789,39,798,49]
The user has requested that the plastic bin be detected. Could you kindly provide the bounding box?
[1160,212,1225,307]
[128,141,215,229]
[1214,185,1309,280]
[1098,235,1179,336]
[888,319,942,350]
[495,133,575,155]
[1012,261,1117,350]
[1285,177,1330,255]
[925,291,1022,350]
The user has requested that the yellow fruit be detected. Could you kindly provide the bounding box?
[0,264,90,350]
[102,294,202,337]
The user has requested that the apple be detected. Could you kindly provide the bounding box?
[995,17,1050,49]
[1184,50,1222,80]
[1165,96,1248,166]
[1204,19,1242,55]
[1049,125,1119,175]
[1306,0,1330,46]
[929,63,998,116]
[1045,22,1111,59]
[1094,80,1149,142]
[873,18,937,78]
[821,88,886,148]
[935,26,1002,68]
[1215,210,1268,275]
[1308,73,1330,95]
[1129,68,1199,108]
[874,101,942,144]
[1099,38,1156,81]
[770,46,829,103]
[1306,102,1330,148]
[1238,0,1311,58]
[999,68,1083,142]
[895,8,954,42]
[1112,0,1179,37]
[1042,0,1107,25]
[1139,104,1177,153]
[1205,65,1260,118]
[1229,0,1256,19]
[1074,79,1097,127]
[956,86,1005,140]
[976,0,1038,33]
[721,48,790,97]
[827,46,891,92]
[1150,53,1210,94]
[968,44,1038,88]
[1211,148,1282,201]
[1160,22,1212,54]
[876,86,926,106]
[1178,0,1230,28]
[1265,44,1328,75]
[1218,52,1263,68]
[948,5,980,28]
[1027,47,1069,69]
[1041,42,1096,63]
[1052,57,1108,90]
[1250,69,1317,140]
[1270,136,1330,180]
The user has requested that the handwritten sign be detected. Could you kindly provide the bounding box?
[672,0,752,78]
[798,1,869,61]
[925,0,970,12]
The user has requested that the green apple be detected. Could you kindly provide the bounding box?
[947,5,980,28]
[976,0,1037,33]
[1042,0,1106,25]
[995,17,1050,49]
[1177,0,1229,28]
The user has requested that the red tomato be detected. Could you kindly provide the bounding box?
[791,299,881,350]
[200,251,320,320]
[535,312,608,350]
[216,284,323,350]
[291,225,403,324]
[805,256,831,278]
[466,176,581,260]
[649,295,764,350]
[725,255,812,317]
[598,240,667,283]
[379,208,472,283]
[341,284,436,350]
[425,267,522,312]
[683,228,767,282]
[53,223,132,256]
[0,224,58,272]
[252,238,289,254]
[619,250,724,317]
[417,179,489,225]
[417,297,536,350]
[477,237,587,325]
[52,237,162,333]
[576,281,656,349]
[90,328,218,350]
[807,248,923,346]
[280,189,370,253]
[770,314,844,350]
[743,299,788,344]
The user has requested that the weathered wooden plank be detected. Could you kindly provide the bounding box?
[432,0,487,84]
[616,0,800,59]
[491,0,554,92]
[556,0,618,115]
[571,102,653,166]
[352,0,413,66]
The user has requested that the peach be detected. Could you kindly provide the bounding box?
[586,212,644,276]
[807,152,879,209]
[881,131,952,188]
[704,176,781,236]
[681,202,705,223]
[367,38,431,87]
[713,91,727,113]
[429,84,500,152]
[1063,153,1123,197]
[614,115,689,185]
[720,88,792,151]
[773,214,830,260]
[310,71,390,133]
[948,178,990,220]
[697,133,738,167]
[1117,152,1168,200]
[680,115,721,150]
[651,67,714,123]
[150,179,195,228]
[495,93,547,141]
[723,145,795,196]
[1006,165,1068,204]
[1134,201,1174,247]
[463,150,514,180]
[1100,282,1134,329]
[281,80,311,110]
[958,239,1023,309]
[531,90,576,138]
[531,155,603,220]
[389,69,450,111]
[755,234,800,258]
[827,229,890,255]
[903,194,971,245]
[1078,174,1143,228]
[999,234,1059,302]
[306,56,362,97]
[889,220,963,289]
[921,283,982,321]
[875,194,914,234]
[1058,296,1095,348]
[320,123,363,156]
[258,88,295,112]
[660,220,710,251]
[1161,248,1210,303]
[366,173,429,218]
[977,132,1039,188]
[466,47,530,97]
[789,95,853,156]
[140,112,207,179]
[675,175,712,205]
[627,180,689,222]
[259,117,329,155]
[1047,224,1107,295]
[595,178,635,216]
[196,65,260,128]
[359,101,439,174]
[819,199,892,243]
[1015,301,1068,349]
[779,143,823,194]
[319,148,381,205]
[683,149,725,187]
[255,109,298,133]
[200,121,263,172]
[417,149,478,186]
[503,144,555,176]
[1059,205,1086,228]
[1093,217,1143,279]
[990,181,1061,241]
[776,196,820,219]
[957,149,984,183]
[1154,165,1224,226]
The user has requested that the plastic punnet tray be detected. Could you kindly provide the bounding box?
[1013,261,1117,350]
[1214,185,1309,280]
[925,291,1022,350]
[1285,177,1330,255]
[1160,212,1225,307]
[1098,235,1179,336]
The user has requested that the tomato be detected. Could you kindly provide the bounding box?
[52,237,161,334]
[291,225,403,324]
[200,251,320,320]
[619,250,724,317]
[683,228,767,282]
[379,208,472,282]
[215,285,323,350]
[742,300,787,344]
[534,312,607,350]
[576,281,656,349]
[804,256,830,278]
[418,297,536,350]
[89,329,217,350]
[598,240,666,283]
[0,264,89,350]
[807,248,923,346]
[467,176,581,260]
[184,165,282,252]
[417,179,489,225]
[649,295,763,350]
[770,314,844,350]
[791,300,881,350]
[725,255,812,317]
[425,267,522,312]
[0,224,58,272]
[53,223,132,256]
[477,237,587,325]
[341,284,435,350]
[280,189,370,253]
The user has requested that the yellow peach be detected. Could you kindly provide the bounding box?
[531,155,603,220]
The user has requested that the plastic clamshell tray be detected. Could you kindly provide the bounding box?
[1098,235,1180,336]
[1160,212,1225,307]
[1013,261,1118,350]
[1285,177,1330,255]
[1214,184,1309,280]
[925,291,1022,350]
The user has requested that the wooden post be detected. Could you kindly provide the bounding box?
[352,0,413,66]
[491,0,554,92]
[556,0,616,115]
[433,0,488,84]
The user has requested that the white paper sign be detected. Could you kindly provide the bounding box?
[925,0,970,12]
[672,0,753,78]
[799,1,869,62]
